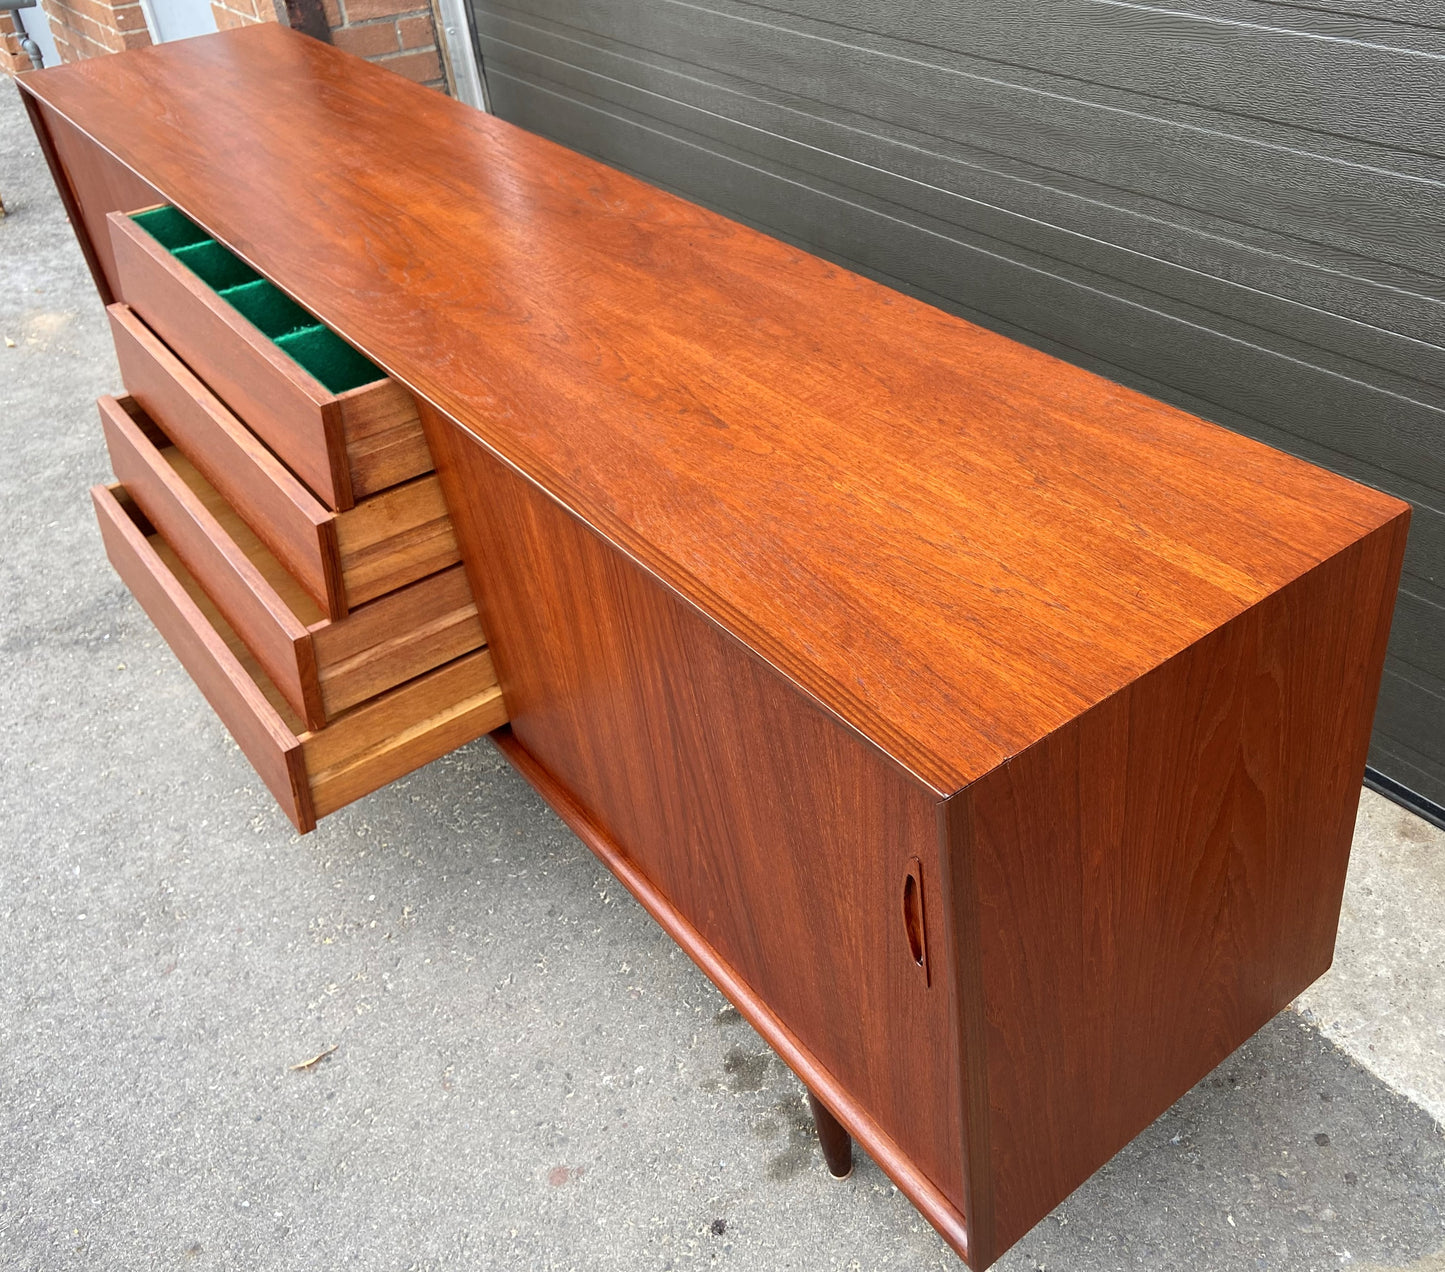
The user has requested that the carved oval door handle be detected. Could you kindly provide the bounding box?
[902,855,931,987]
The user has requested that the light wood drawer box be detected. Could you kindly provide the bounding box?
[92,481,507,833]
[108,204,429,510]
[99,394,486,732]
[109,303,461,621]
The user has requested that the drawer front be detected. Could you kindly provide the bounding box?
[92,482,314,828]
[99,394,327,730]
[93,482,507,833]
[108,209,430,508]
[108,303,345,620]
[101,395,488,729]
[109,210,345,506]
[109,304,455,618]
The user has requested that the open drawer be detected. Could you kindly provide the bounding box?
[108,204,429,510]
[92,481,507,833]
[109,303,460,620]
[100,394,486,731]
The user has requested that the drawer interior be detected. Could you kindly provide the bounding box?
[156,512,314,733]
[166,439,483,718]
[107,302,453,612]
[95,481,506,832]
[130,205,385,395]
[164,530,505,826]
[112,397,484,722]
[164,523,503,823]
[114,212,431,507]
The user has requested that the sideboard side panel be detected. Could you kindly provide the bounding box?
[24,97,162,304]
[427,413,967,1213]
[960,511,1409,1254]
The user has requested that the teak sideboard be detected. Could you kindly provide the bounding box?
[20,26,1409,1267]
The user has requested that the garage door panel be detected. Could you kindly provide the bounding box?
[484,0,1445,281]
[1369,736,1445,812]
[1374,671,1445,806]
[1250,0,1439,29]
[1389,590,1445,682]
[735,0,1445,158]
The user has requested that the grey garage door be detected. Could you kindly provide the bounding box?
[466,0,1445,820]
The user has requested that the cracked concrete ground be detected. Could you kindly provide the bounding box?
[2,79,1442,1271]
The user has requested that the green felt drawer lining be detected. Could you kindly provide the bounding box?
[130,206,384,395]
[217,279,313,342]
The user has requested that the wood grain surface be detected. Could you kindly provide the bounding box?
[91,482,315,829]
[475,0,1445,812]
[309,566,485,717]
[303,650,505,818]
[331,475,460,606]
[107,302,460,620]
[19,26,1409,795]
[96,476,506,832]
[336,378,432,499]
[950,512,1409,1255]
[425,406,969,1218]
[432,394,1410,1266]
[106,302,346,619]
[108,210,354,510]
[112,207,432,504]
[98,393,326,729]
[101,388,486,728]
[27,99,160,303]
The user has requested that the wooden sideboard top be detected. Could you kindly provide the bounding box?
[22,26,1408,795]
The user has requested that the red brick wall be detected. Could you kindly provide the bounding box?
[211,0,282,35]
[213,0,448,90]
[325,0,444,90]
[36,0,151,64]
[3,0,449,94]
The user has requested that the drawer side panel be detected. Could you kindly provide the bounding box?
[98,395,323,730]
[25,100,161,303]
[106,303,343,619]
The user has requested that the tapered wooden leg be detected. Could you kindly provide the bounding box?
[806,1089,853,1179]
